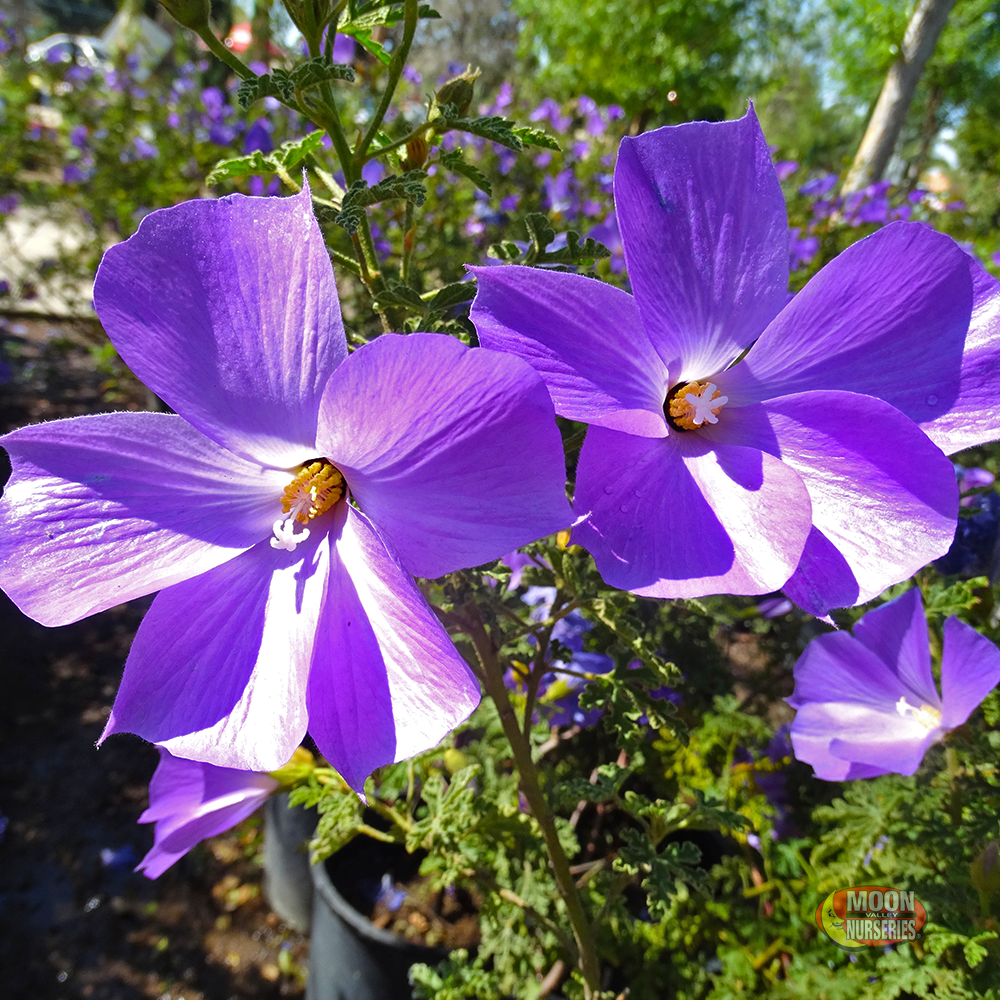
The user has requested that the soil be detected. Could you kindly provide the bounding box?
[0,315,309,1000]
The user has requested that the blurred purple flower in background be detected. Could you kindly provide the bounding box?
[0,187,571,791]
[137,747,279,878]
[472,108,1000,616]
[788,588,1000,779]
[799,174,838,197]
[774,160,799,181]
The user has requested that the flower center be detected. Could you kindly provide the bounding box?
[895,696,942,732]
[270,459,345,552]
[666,381,728,430]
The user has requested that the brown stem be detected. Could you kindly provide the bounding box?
[461,604,602,999]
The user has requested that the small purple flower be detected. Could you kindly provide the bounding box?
[501,549,551,588]
[243,119,273,155]
[63,164,84,184]
[69,125,89,149]
[402,65,422,85]
[788,587,1000,779]
[774,160,799,181]
[0,187,571,790]
[332,32,354,64]
[788,227,819,271]
[758,596,793,618]
[0,193,21,215]
[471,109,1000,616]
[209,123,237,147]
[799,174,838,197]
[136,747,279,878]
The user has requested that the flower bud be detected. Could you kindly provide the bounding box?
[157,0,211,31]
[401,133,429,171]
[434,65,480,118]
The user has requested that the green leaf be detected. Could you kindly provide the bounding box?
[333,172,428,232]
[206,150,272,186]
[288,57,355,90]
[613,827,709,917]
[422,279,477,312]
[511,125,560,150]
[486,241,523,262]
[237,72,295,109]
[437,149,492,195]
[206,131,327,186]
[439,115,526,151]
[372,279,426,312]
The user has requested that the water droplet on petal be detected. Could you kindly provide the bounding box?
[926,394,938,406]
[619,505,629,513]
[633,489,642,498]
[604,486,614,494]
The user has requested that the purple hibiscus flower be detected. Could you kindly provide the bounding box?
[788,587,1000,779]
[137,747,278,878]
[470,108,1000,617]
[0,187,571,791]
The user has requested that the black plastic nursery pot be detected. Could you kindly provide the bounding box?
[263,792,317,934]
[306,835,447,1000]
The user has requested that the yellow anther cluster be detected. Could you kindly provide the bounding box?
[281,460,346,523]
[667,380,728,430]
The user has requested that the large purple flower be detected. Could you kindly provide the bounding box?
[0,187,570,790]
[788,587,1000,779]
[137,747,278,878]
[470,109,1000,616]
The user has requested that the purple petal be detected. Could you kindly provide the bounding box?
[0,412,286,626]
[916,260,1000,455]
[788,723,852,781]
[614,107,788,382]
[103,531,329,771]
[137,747,277,877]
[469,265,668,437]
[939,616,1000,729]
[787,630,915,711]
[712,391,957,614]
[317,333,571,580]
[805,702,938,776]
[94,186,347,467]
[851,589,937,705]
[306,507,480,792]
[719,224,975,417]
[571,425,811,597]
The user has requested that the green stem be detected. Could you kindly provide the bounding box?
[400,201,415,286]
[463,605,601,999]
[196,27,256,80]
[355,0,418,163]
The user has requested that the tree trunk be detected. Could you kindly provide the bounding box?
[841,0,956,194]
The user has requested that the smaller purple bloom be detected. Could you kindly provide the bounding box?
[501,550,551,588]
[63,164,84,184]
[402,65,422,85]
[535,151,553,169]
[799,174,838,197]
[137,747,279,878]
[788,588,1000,779]
[499,193,520,213]
[332,32,354,64]
[788,227,819,271]
[758,596,793,618]
[244,119,273,155]
[0,193,21,215]
[209,123,238,147]
[607,105,625,121]
[774,160,798,181]
[69,125,89,149]
[130,137,158,161]
[375,872,407,910]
